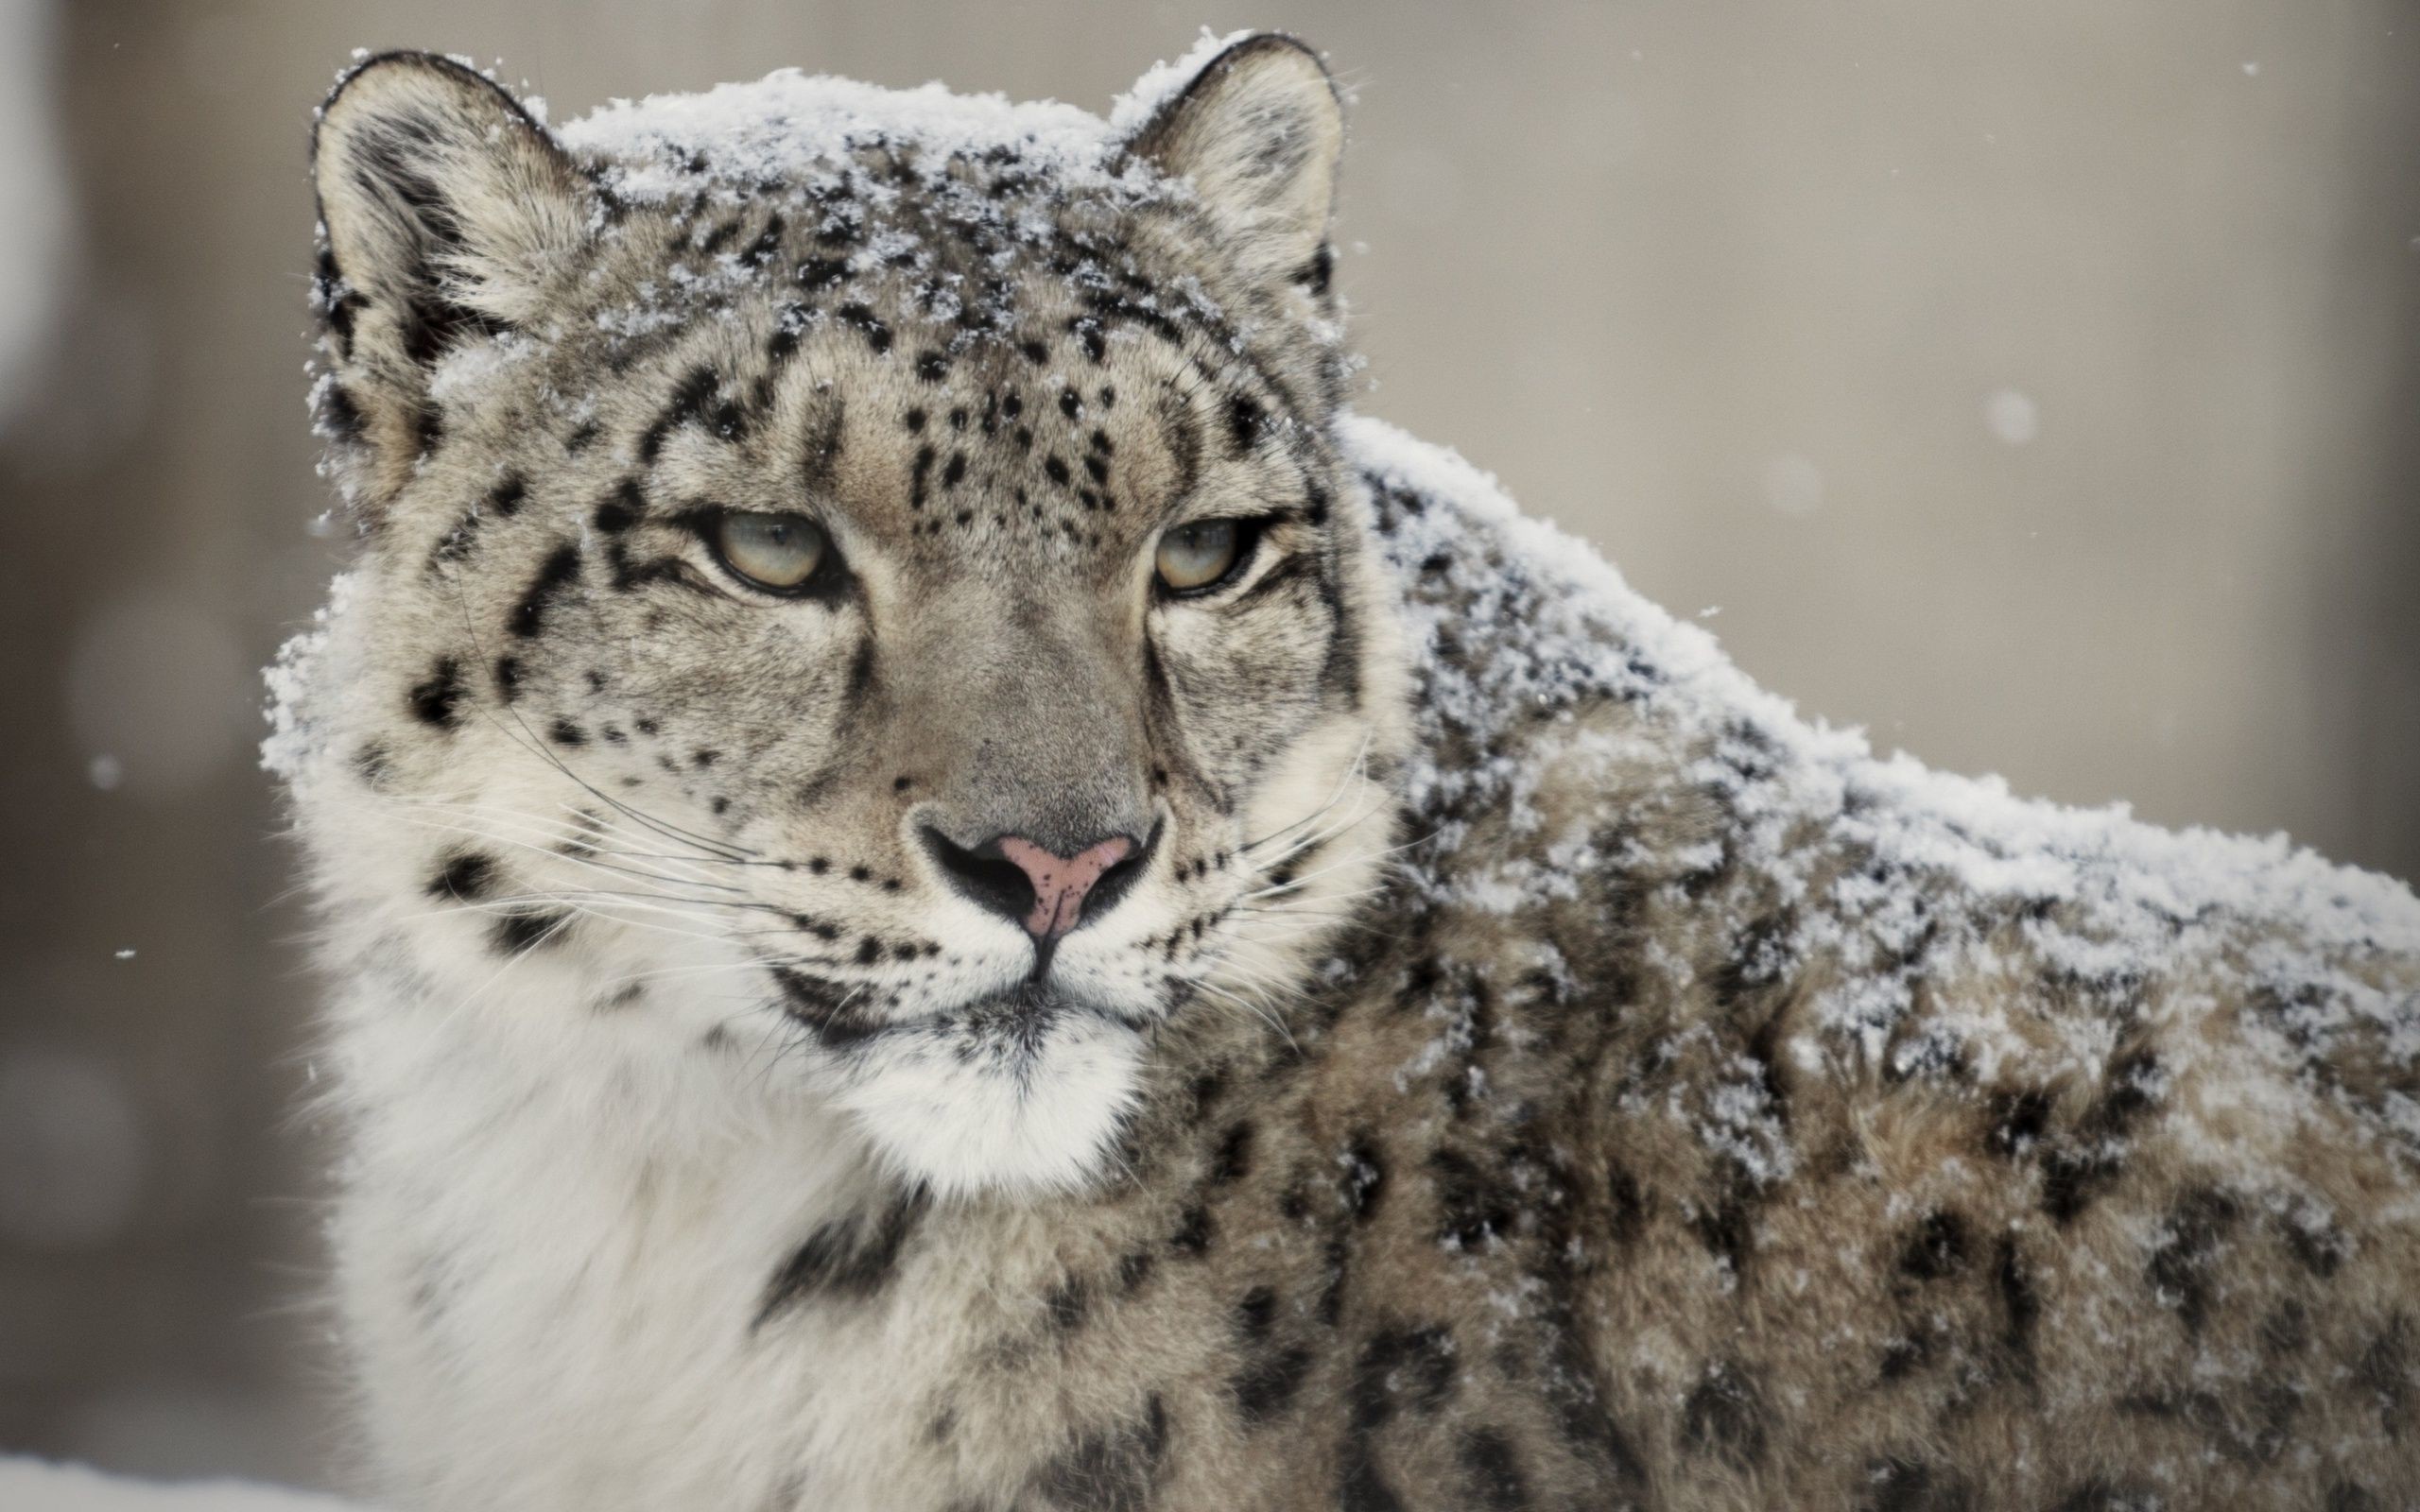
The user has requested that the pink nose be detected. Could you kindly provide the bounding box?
[995,835,1134,939]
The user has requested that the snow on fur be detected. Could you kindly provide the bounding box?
[0,1459,363,1512]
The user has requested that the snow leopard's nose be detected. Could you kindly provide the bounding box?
[921,827,1151,940]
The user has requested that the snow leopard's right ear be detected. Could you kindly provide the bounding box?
[311,54,590,492]
[1128,34,1342,296]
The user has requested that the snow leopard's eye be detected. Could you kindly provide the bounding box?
[712,511,832,594]
[1154,519,1259,594]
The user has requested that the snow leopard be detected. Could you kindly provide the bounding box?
[269,33,2420,1512]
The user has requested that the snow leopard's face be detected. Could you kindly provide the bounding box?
[292,43,1405,1193]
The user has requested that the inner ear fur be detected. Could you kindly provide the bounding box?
[1128,34,1343,290]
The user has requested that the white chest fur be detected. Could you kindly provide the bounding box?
[326,959,989,1512]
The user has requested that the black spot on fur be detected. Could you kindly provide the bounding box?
[1033,1396,1167,1512]
[318,383,365,442]
[1899,1211,1968,1280]
[1337,1449,1405,1512]
[1989,1088,2053,1155]
[492,907,569,955]
[1210,1123,1253,1185]
[1862,1458,1972,1512]
[351,741,392,787]
[1996,1238,2039,1368]
[493,655,521,702]
[547,718,586,747]
[756,1191,925,1324]
[836,302,892,353]
[910,442,936,508]
[2352,1316,2411,1433]
[1604,1163,1646,1246]
[1169,1204,1213,1255]
[2050,1480,2157,1512]
[1430,1148,1515,1250]
[1233,1341,1314,1425]
[1044,1277,1090,1332]
[1352,1326,1458,1429]
[1457,1428,1530,1511]
[1682,1363,1767,1469]
[408,657,464,729]
[488,473,527,516]
[593,479,643,533]
[1343,1135,1387,1222]
[426,850,495,902]
[1228,394,1265,454]
[1302,243,1335,296]
[741,212,786,266]
[2147,1186,2238,1334]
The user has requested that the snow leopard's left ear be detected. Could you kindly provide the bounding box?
[314,52,589,341]
[1127,34,1342,294]
[310,53,591,503]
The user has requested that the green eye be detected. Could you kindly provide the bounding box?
[714,511,830,593]
[1155,519,1250,593]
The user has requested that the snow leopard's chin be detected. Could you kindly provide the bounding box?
[828,992,1148,1198]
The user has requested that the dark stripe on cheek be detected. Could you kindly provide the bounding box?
[511,544,583,638]
[844,638,877,713]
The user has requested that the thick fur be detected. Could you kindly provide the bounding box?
[272,38,2420,1512]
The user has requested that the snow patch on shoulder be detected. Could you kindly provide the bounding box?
[1340,410,2420,954]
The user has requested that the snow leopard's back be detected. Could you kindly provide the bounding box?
[1303,417,2420,1509]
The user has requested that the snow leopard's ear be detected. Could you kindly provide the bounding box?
[1128,34,1342,294]
[311,54,589,496]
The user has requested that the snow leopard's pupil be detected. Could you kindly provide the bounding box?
[712,510,829,593]
[1153,518,1247,592]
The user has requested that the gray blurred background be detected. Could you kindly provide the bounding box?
[1,0,2414,1490]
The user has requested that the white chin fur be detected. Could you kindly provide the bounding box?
[831,1013,1142,1198]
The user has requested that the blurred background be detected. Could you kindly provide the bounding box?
[1,0,2414,1490]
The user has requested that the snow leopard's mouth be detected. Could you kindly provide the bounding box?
[769,968,1153,1057]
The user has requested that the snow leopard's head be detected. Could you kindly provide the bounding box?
[285,38,1406,1194]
